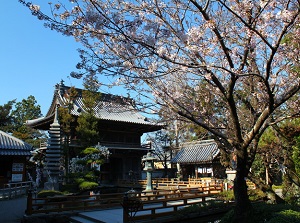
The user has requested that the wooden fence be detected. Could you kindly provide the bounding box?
[0,181,33,200]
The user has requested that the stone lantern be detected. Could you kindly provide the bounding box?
[142,152,156,191]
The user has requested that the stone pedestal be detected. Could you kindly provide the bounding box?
[44,180,59,191]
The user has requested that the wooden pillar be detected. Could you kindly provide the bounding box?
[25,189,33,215]
[123,193,129,223]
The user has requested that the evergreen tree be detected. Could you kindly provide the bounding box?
[0,100,15,132]
[76,74,101,147]
[10,95,44,148]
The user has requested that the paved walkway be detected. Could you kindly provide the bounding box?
[0,196,27,223]
[71,199,200,223]
[72,208,124,223]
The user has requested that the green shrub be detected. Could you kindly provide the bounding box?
[268,209,300,223]
[176,200,230,219]
[248,189,266,201]
[60,184,78,194]
[217,189,266,202]
[84,171,96,181]
[37,190,64,198]
[217,190,235,201]
[220,203,300,223]
[79,181,98,190]
[283,186,300,205]
[272,185,283,190]
[75,177,85,184]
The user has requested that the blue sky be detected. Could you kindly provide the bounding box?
[0,1,89,115]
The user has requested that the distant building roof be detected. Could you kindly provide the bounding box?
[0,130,33,156]
[171,140,219,164]
[26,81,163,132]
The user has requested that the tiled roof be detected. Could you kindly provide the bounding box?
[26,82,163,131]
[0,130,33,156]
[171,140,219,164]
[66,96,151,124]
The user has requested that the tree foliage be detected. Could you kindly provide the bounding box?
[0,96,44,147]
[10,95,44,147]
[59,86,78,137]
[21,0,300,221]
[249,119,300,204]
[11,95,42,130]
[76,75,101,147]
[0,100,15,132]
[293,136,300,177]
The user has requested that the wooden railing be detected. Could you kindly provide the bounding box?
[153,180,223,190]
[25,185,224,219]
[25,191,124,215]
[123,185,224,222]
[118,177,224,190]
[68,139,152,149]
[0,181,33,200]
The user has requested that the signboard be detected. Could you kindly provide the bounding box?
[12,163,24,172]
[11,174,23,182]
[197,167,213,173]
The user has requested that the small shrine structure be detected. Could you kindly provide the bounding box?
[0,130,33,186]
[171,140,226,179]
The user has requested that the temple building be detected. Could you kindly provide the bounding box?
[0,130,33,186]
[26,81,163,184]
[171,140,226,179]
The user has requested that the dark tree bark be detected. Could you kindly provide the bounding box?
[233,154,253,222]
[248,174,285,204]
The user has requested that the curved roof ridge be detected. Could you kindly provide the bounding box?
[0,130,33,156]
[26,82,163,131]
[180,139,216,147]
[171,139,220,164]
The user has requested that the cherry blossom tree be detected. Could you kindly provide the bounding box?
[20,0,300,221]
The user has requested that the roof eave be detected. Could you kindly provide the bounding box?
[25,113,55,130]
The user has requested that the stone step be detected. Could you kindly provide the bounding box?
[70,216,96,223]
[70,208,123,223]
[70,213,105,223]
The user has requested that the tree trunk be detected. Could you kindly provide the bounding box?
[248,174,285,204]
[233,156,252,223]
[265,189,284,203]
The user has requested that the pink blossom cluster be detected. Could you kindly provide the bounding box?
[20,0,300,148]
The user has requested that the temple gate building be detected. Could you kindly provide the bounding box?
[26,81,162,184]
